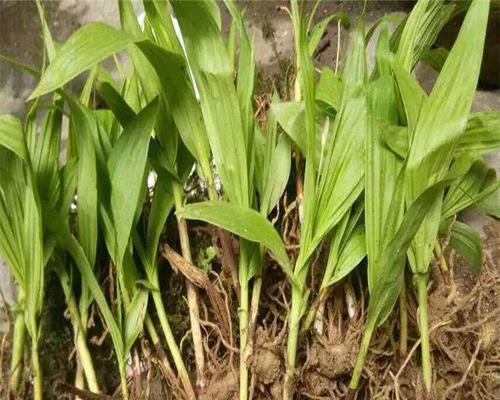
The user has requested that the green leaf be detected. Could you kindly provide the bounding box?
[29,22,139,99]
[441,159,498,222]
[97,81,136,128]
[123,289,149,352]
[309,12,350,56]
[449,221,482,275]
[405,0,490,274]
[108,98,158,265]
[145,177,174,269]
[52,219,124,362]
[325,225,366,288]
[0,115,28,161]
[134,41,212,179]
[368,178,452,329]
[421,47,449,72]
[316,67,343,110]
[178,201,294,282]
[32,105,62,210]
[312,22,367,250]
[72,109,98,267]
[458,112,500,153]
[262,134,292,215]
[23,186,44,337]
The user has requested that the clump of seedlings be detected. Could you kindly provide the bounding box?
[0,0,498,399]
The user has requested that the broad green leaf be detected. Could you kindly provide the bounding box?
[0,115,27,161]
[367,178,452,330]
[312,22,367,251]
[325,225,366,287]
[29,22,139,99]
[135,41,212,179]
[316,67,343,110]
[272,102,307,153]
[474,189,500,218]
[458,112,500,153]
[52,219,124,362]
[396,0,454,71]
[308,12,350,56]
[365,23,402,292]
[178,201,294,281]
[449,221,482,275]
[0,162,25,285]
[171,0,231,74]
[23,186,44,337]
[173,0,249,206]
[262,134,292,215]
[32,105,62,210]
[421,47,449,72]
[108,98,158,265]
[406,0,490,274]
[73,112,98,267]
[441,159,498,223]
[123,289,149,352]
[197,73,249,206]
[97,81,136,128]
[145,177,174,269]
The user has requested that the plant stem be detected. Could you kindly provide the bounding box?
[434,240,448,273]
[119,362,129,400]
[57,267,100,393]
[151,291,196,400]
[283,281,303,400]
[31,339,43,400]
[239,243,250,400]
[349,321,375,389]
[399,274,408,355]
[301,289,326,335]
[9,308,25,396]
[75,362,85,399]
[173,183,205,389]
[415,273,432,391]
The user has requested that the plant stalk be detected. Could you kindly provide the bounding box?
[349,321,375,389]
[173,183,206,389]
[239,243,250,400]
[31,338,43,400]
[283,280,304,400]
[399,274,408,355]
[57,267,100,393]
[151,291,196,400]
[119,362,129,400]
[9,308,26,396]
[415,273,432,391]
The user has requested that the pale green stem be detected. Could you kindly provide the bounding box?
[239,244,250,400]
[58,267,100,393]
[119,362,129,400]
[152,291,196,400]
[434,240,448,273]
[283,281,303,400]
[32,338,43,400]
[349,320,375,389]
[75,362,85,399]
[415,273,432,391]
[301,288,327,335]
[173,183,205,389]
[399,274,408,355]
[9,309,26,395]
